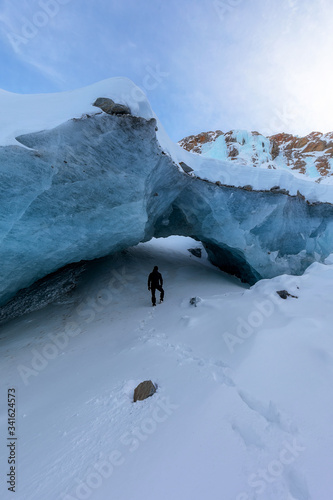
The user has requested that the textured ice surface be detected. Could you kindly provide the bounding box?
[156,180,333,283]
[0,261,86,324]
[0,113,182,304]
[2,78,333,305]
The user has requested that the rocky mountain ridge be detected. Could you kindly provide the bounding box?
[179,130,333,179]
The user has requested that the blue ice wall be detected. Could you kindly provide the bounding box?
[0,114,182,305]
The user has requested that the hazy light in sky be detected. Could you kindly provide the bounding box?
[0,0,332,141]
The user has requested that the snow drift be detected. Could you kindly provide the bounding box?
[1,77,333,305]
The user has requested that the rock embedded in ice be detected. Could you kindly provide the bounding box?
[133,381,157,402]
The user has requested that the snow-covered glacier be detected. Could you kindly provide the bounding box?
[1,77,333,306]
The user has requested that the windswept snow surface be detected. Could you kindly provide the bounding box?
[0,237,332,500]
[0,78,154,147]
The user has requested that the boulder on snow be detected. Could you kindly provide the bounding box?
[133,380,157,402]
[93,97,115,113]
[111,103,132,115]
[188,248,202,258]
[276,290,298,300]
[93,97,131,115]
[189,296,202,307]
[179,161,194,174]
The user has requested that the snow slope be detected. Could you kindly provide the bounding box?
[0,236,332,500]
[0,78,154,147]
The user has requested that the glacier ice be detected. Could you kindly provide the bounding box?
[1,77,333,306]
[155,179,333,284]
[0,113,182,305]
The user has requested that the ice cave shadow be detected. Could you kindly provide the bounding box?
[0,237,248,329]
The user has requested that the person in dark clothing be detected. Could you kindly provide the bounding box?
[148,266,164,306]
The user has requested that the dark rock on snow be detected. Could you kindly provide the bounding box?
[276,290,298,299]
[188,248,202,258]
[189,297,202,307]
[179,161,194,174]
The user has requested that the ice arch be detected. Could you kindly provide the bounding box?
[1,112,333,306]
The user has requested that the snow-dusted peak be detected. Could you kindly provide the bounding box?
[270,130,333,177]
[179,129,272,166]
[0,77,154,147]
[179,128,333,179]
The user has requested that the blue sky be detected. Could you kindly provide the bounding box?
[0,0,333,141]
